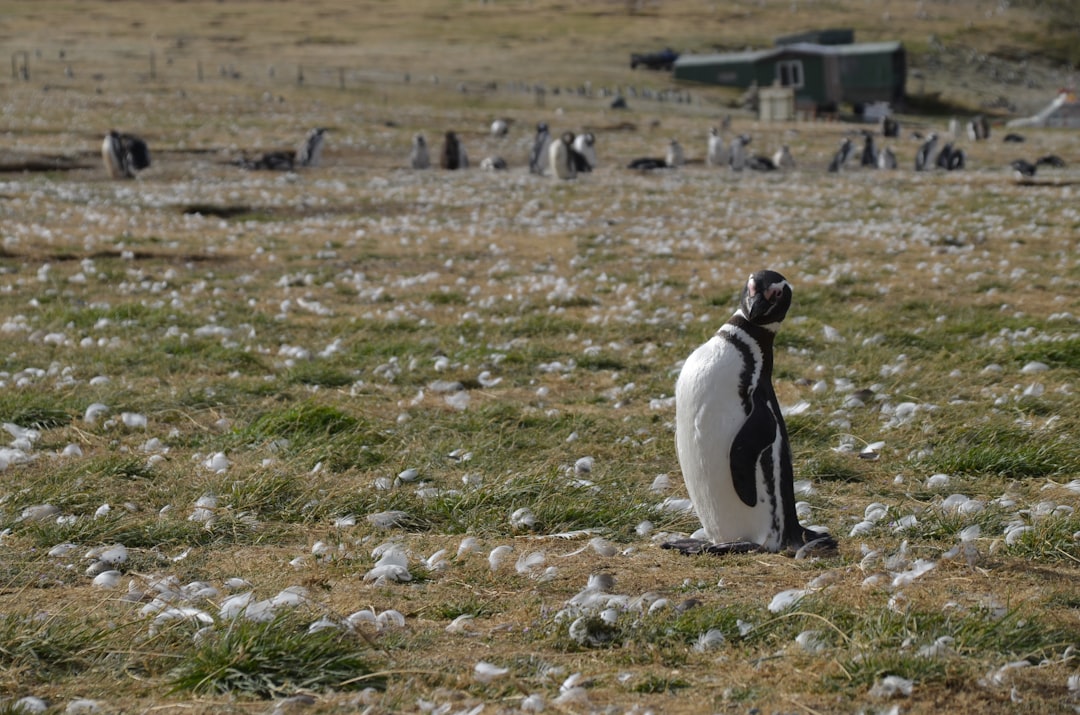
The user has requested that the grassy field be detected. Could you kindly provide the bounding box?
[1,1,1079,713]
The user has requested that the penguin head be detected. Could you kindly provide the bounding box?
[739,270,792,327]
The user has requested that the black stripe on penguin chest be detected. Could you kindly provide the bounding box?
[720,322,785,510]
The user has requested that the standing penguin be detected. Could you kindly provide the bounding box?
[859,131,877,167]
[772,144,795,170]
[295,127,326,167]
[914,133,938,171]
[729,134,750,171]
[827,137,854,172]
[410,133,431,169]
[706,127,726,167]
[528,122,552,175]
[877,145,898,170]
[548,131,576,180]
[571,131,597,171]
[102,130,128,178]
[664,138,685,168]
[440,131,468,170]
[664,270,837,556]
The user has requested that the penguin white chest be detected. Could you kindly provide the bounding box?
[549,139,573,179]
[674,333,778,548]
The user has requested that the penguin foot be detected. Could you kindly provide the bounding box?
[662,538,761,556]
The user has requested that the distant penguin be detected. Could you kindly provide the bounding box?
[827,138,854,172]
[1003,133,1025,143]
[936,142,965,171]
[860,132,877,167]
[571,131,597,170]
[410,133,431,169]
[490,118,509,137]
[529,122,552,175]
[772,144,795,170]
[102,130,150,179]
[664,270,838,556]
[102,130,128,179]
[948,117,960,139]
[1010,159,1036,181]
[665,139,685,168]
[706,127,726,167]
[915,133,938,171]
[480,155,508,171]
[1035,154,1065,168]
[967,115,990,141]
[877,145,897,170]
[881,116,900,138]
[295,127,326,167]
[626,157,668,170]
[549,132,576,179]
[440,131,468,170]
[729,134,750,171]
[747,154,777,171]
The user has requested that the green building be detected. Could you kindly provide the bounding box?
[673,40,906,112]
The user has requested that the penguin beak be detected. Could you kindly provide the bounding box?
[745,293,770,322]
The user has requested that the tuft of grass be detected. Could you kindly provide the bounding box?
[167,614,384,698]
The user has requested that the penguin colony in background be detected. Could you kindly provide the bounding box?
[103,111,1055,182]
[101,130,151,179]
[664,270,837,556]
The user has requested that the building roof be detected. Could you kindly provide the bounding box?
[674,41,902,68]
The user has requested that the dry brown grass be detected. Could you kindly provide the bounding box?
[0,2,1078,714]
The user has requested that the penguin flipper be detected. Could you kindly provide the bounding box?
[661,538,761,555]
[728,401,779,508]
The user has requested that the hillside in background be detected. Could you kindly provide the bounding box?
[0,0,1076,117]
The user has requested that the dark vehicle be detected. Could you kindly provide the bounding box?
[630,48,679,71]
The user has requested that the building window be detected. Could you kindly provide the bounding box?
[776,60,804,89]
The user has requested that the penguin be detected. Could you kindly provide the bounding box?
[528,122,552,175]
[746,154,777,171]
[410,133,431,169]
[664,270,837,556]
[102,130,128,178]
[490,118,509,137]
[571,131,597,171]
[241,150,294,171]
[480,156,508,171]
[626,157,668,171]
[664,139,685,168]
[936,143,965,171]
[880,115,900,138]
[1035,154,1065,168]
[548,132,576,179]
[729,134,750,171]
[859,131,877,167]
[827,137,853,172]
[1010,159,1037,181]
[102,130,150,179]
[440,131,468,170]
[295,127,326,167]
[772,144,795,170]
[706,127,726,167]
[1003,133,1025,143]
[120,133,151,173]
[877,145,897,170]
[967,115,990,141]
[914,133,938,171]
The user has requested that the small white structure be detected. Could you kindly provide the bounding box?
[758,84,795,122]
